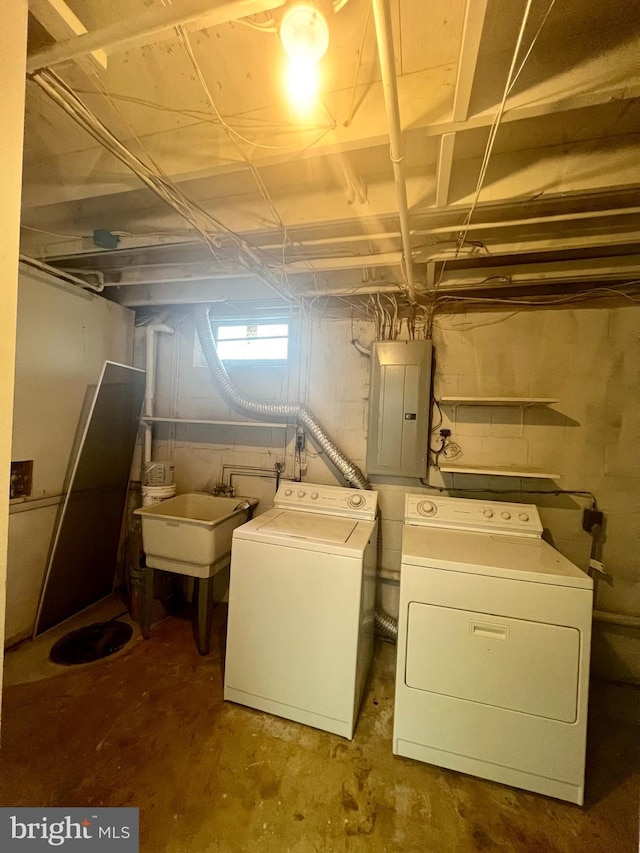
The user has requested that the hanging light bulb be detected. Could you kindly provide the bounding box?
[279,2,329,109]
[279,2,330,62]
[285,56,320,111]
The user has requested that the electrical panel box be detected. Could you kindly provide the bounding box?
[366,340,432,478]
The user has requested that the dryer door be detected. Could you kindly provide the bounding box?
[405,603,580,723]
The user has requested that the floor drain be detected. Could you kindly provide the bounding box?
[49,621,133,665]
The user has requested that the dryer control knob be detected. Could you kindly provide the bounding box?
[483,509,494,518]
[518,513,529,522]
[417,500,437,517]
[310,492,319,500]
[284,489,292,496]
[298,490,306,498]
[348,494,365,508]
[500,511,511,520]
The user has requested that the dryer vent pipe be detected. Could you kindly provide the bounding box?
[195,306,370,490]
[194,305,398,639]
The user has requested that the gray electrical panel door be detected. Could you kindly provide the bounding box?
[366,340,432,478]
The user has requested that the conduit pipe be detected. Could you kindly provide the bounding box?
[593,610,640,630]
[371,0,416,305]
[256,203,640,252]
[19,254,104,292]
[195,306,369,490]
[143,324,174,466]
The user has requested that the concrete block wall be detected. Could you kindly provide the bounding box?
[147,312,303,514]
[149,305,640,681]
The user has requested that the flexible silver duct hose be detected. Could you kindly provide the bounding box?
[195,306,398,639]
[195,307,370,491]
[375,608,398,641]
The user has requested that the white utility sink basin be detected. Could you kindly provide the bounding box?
[134,493,258,578]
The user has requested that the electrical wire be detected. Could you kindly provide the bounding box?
[344,1,372,128]
[29,69,301,306]
[424,0,544,336]
[457,0,535,248]
[419,480,597,510]
[176,25,333,306]
[506,0,557,97]
[73,88,332,133]
[21,224,86,239]
[235,15,277,33]
[432,284,640,309]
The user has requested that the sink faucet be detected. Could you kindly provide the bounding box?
[211,483,234,497]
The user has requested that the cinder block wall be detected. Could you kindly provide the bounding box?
[150,304,639,681]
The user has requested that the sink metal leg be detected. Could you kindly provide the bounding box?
[196,576,214,655]
[141,566,154,640]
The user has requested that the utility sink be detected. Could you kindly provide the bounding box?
[134,493,258,579]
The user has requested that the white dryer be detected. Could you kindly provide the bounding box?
[393,494,593,804]
[224,482,378,739]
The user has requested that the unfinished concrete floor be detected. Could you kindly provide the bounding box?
[1,603,638,853]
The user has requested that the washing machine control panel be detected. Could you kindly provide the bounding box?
[405,495,542,537]
[275,482,378,519]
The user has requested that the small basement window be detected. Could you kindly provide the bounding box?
[214,321,289,363]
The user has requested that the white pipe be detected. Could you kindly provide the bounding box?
[19,254,104,292]
[371,0,416,305]
[26,0,285,72]
[270,205,640,251]
[414,206,640,237]
[143,323,174,466]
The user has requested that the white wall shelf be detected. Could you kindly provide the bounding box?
[439,463,560,479]
[140,416,289,430]
[440,397,558,407]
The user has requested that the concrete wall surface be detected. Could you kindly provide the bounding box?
[149,304,640,681]
[6,267,134,645]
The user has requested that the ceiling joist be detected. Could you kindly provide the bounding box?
[20,0,640,307]
[29,0,107,74]
[26,0,286,72]
[453,0,489,123]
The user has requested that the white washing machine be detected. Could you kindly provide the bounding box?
[393,494,593,805]
[224,482,378,739]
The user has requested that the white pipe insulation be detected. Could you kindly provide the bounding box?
[143,323,174,466]
[371,0,416,305]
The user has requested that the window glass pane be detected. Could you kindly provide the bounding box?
[217,323,287,341]
[215,321,288,360]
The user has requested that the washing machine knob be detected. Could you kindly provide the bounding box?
[284,489,292,496]
[348,494,365,508]
[518,512,529,522]
[417,500,437,517]
[483,509,494,518]
[500,511,511,520]
[310,492,319,500]
[298,490,306,498]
